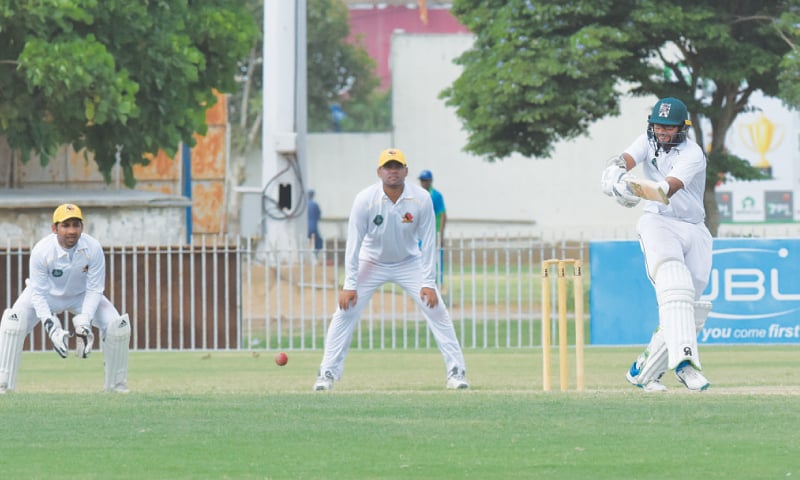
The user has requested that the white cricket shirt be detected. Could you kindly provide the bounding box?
[625,133,707,224]
[28,232,106,320]
[343,181,437,290]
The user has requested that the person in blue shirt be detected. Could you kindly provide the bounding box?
[307,189,323,255]
[419,170,446,285]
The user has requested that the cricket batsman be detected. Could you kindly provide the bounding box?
[601,97,713,392]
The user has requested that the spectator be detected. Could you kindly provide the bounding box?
[307,189,323,254]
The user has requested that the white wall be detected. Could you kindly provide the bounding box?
[392,33,651,239]
[0,189,189,245]
[305,132,393,239]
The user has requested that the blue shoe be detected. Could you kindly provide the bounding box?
[627,360,668,392]
[626,361,642,387]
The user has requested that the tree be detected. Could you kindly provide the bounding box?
[306,0,386,133]
[0,0,258,187]
[228,0,389,157]
[441,0,800,236]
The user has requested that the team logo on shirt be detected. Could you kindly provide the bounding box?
[373,215,384,225]
[52,269,63,277]
[402,212,413,223]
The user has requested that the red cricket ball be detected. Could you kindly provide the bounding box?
[274,351,288,366]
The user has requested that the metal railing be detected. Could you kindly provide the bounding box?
[2,235,588,352]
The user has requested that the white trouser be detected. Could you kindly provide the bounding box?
[13,287,122,335]
[637,213,712,371]
[319,257,466,379]
[637,213,713,300]
[2,288,129,392]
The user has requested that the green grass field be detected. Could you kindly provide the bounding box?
[2,346,798,479]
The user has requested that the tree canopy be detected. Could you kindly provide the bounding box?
[0,0,257,187]
[306,0,387,132]
[229,0,389,156]
[442,0,800,235]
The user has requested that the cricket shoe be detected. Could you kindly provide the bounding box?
[313,370,334,391]
[446,366,469,390]
[626,361,668,392]
[108,382,130,394]
[675,360,710,391]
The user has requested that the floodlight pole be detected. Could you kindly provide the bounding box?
[261,0,308,257]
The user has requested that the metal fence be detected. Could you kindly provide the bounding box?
[1,235,588,353]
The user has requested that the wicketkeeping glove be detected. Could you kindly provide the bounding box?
[72,313,94,358]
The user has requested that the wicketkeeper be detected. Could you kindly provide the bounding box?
[0,203,131,394]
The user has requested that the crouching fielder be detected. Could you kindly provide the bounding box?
[313,149,468,391]
[601,97,713,392]
[0,204,130,394]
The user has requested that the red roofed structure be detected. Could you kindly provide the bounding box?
[347,3,469,90]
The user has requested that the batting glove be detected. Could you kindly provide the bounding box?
[612,173,641,208]
[600,155,627,196]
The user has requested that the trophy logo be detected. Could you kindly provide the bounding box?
[738,114,783,178]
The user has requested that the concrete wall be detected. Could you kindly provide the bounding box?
[305,132,393,239]
[0,190,190,245]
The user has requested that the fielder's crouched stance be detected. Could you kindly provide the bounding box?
[314,149,468,391]
[601,97,712,392]
[0,203,131,394]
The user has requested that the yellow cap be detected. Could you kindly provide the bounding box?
[378,148,407,167]
[53,204,83,224]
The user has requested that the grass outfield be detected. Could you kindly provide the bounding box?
[2,346,799,479]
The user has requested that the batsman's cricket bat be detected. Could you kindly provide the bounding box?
[624,177,669,205]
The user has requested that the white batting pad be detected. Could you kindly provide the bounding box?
[103,314,131,392]
[633,328,668,385]
[632,300,713,385]
[655,261,701,369]
[0,309,27,391]
[694,301,712,331]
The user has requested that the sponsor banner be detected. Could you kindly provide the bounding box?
[707,91,800,223]
[590,238,800,345]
